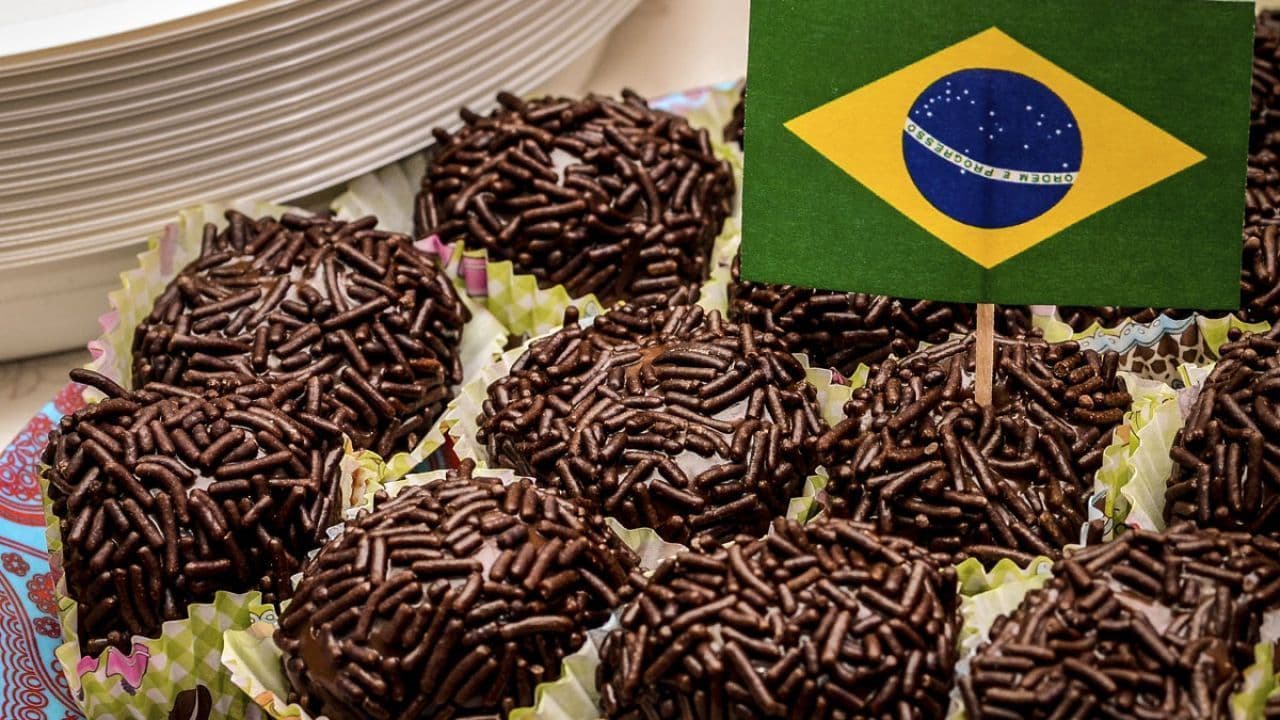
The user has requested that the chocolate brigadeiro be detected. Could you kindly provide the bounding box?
[724,86,744,147]
[1166,330,1280,536]
[414,91,735,306]
[42,369,349,655]
[819,337,1131,563]
[961,524,1280,720]
[132,211,468,458]
[1231,12,1280,323]
[598,517,959,720]
[478,304,827,545]
[729,257,1032,377]
[275,461,637,720]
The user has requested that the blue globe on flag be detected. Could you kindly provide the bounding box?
[903,68,1083,229]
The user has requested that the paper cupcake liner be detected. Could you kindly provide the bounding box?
[945,556,1056,720]
[331,84,745,340]
[224,468,637,720]
[1090,371,1188,536]
[1234,641,1280,720]
[80,201,509,482]
[1033,311,1269,383]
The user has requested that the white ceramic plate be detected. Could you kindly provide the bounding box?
[0,0,640,358]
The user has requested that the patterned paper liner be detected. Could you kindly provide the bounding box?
[223,468,643,720]
[80,201,509,482]
[1034,311,1268,383]
[331,83,745,340]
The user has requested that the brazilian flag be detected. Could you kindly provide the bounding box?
[741,0,1256,308]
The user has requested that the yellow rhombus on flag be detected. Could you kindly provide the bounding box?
[785,27,1204,269]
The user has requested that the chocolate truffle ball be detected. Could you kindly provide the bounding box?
[1166,330,1280,536]
[961,525,1280,720]
[724,87,744,147]
[599,517,959,720]
[414,91,735,306]
[729,257,1032,376]
[479,304,827,544]
[42,369,348,655]
[132,211,468,457]
[820,337,1131,562]
[275,461,637,720]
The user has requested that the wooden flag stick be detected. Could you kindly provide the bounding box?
[975,303,995,407]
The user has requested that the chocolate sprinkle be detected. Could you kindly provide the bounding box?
[963,524,1280,720]
[479,304,827,544]
[598,517,959,719]
[729,256,1032,376]
[724,86,744,147]
[1243,16,1280,326]
[1166,329,1280,537]
[42,369,347,655]
[820,336,1130,561]
[414,91,735,306]
[132,211,468,458]
[275,461,636,720]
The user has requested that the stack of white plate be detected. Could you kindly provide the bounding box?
[0,0,638,359]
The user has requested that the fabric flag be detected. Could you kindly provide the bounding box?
[741,0,1255,308]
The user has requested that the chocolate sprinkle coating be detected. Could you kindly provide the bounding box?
[963,524,1280,720]
[42,369,347,655]
[820,337,1130,562]
[1166,329,1280,537]
[599,517,959,719]
[275,461,637,720]
[729,257,1032,376]
[414,90,735,306]
[479,304,827,545]
[724,86,744,147]
[1243,15,1280,325]
[132,211,468,458]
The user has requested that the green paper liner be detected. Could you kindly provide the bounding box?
[223,468,639,720]
[947,556,1055,719]
[1234,641,1280,720]
[1092,372,1186,536]
[331,85,745,339]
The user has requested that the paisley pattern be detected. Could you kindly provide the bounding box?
[0,393,84,719]
[0,414,53,527]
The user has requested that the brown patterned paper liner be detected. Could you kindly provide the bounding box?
[1033,310,1268,383]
